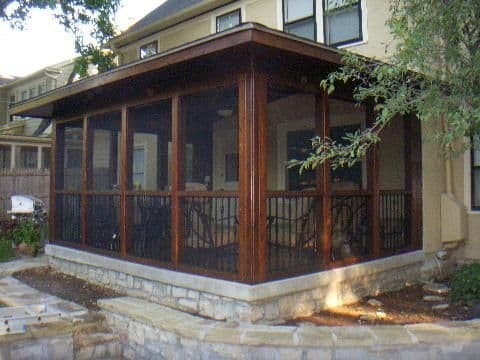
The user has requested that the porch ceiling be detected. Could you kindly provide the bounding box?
[10,23,342,119]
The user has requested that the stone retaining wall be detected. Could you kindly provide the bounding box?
[100,297,480,360]
[47,245,438,323]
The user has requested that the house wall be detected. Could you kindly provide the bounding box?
[0,88,7,126]
[117,0,392,65]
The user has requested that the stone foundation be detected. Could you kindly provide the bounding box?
[100,296,480,360]
[47,245,438,323]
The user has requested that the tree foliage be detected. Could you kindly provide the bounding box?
[0,0,121,79]
[293,0,480,173]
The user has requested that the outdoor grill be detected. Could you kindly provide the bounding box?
[8,195,46,222]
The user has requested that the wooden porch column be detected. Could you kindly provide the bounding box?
[81,115,90,247]
[238,70,267,283]
[405,114,423,250]
[366,103,381,258]
[50,121,59,242]
[171,94,184,266]
[120,106,132,256]
[317,91,331,267]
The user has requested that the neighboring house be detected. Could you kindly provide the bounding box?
[7,0,475,322]
[0,60,74,171]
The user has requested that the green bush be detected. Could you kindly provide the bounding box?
[12,219,41,250]
[450,263,480,306]
[0,237,14,262]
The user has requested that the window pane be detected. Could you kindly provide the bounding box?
[140,41,157,59]
[474,169,480,208]
[42,148,51,169]
[0,145,11,169]
[284,17,316,41]
[182,87,238,191]
[326,0,359,10]
[88,112,122,191]
[284,0,314,22]
[329,99,366,190]
[56,120,83,191]
[267,88,316,191]
[17,146,37,169]
[217,10,241,32]
[325,4,361,45]
[128,100,172,191]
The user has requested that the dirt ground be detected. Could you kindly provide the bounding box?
[13,267,122,310]
[11,267,475,325]
[288,284,473,326]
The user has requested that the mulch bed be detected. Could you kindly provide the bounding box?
[13,267,123,310]
[288,284,473,326]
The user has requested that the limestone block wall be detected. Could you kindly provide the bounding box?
[47,245,439,324]
[100,296,480,360]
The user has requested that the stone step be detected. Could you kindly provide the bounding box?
[423,295,445,302]
[423,283,450,295]
[432,304,449,311]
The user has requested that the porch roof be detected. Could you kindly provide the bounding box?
[10,23,342,119]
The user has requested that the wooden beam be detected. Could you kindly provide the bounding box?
[171,94,184,266]
[81,115,89,247]
[50,121,59,242]
[318,91,331,267]
[238,67,268,284]
[120,106,129,256]
[405,114,423,250]
[366,103,381,258]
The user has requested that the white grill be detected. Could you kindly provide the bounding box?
[8,195,46,220]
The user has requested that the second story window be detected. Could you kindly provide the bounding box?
[324,0,362,46]
[216,9,241,32]
[9,95,15,105]
[38,83,45,95]
[29,87,36,98]
[21,90,28,101]
[139,41,158,59]
[283,0,316,41]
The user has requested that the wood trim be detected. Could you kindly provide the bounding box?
[50,121,57,242]
[81,115,89,247]
[171,94,184,266]
[405,113,423,250]
[238,69,269,283]
[120,106,129,256]
[366,103,381,258]
[318,90,331,266]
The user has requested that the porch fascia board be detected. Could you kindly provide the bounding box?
[46,244,425,303]
[10,23,342,119]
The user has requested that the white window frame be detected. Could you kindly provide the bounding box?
[210,4,246,34]
[278,0,368,47]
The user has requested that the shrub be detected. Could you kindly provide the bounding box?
[12,219,41,253]
[0,237,14,262]
[450,263,480,306]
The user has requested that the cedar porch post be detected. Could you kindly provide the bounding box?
[50,121,59,242]
[171,94,184,266]
[120,106,132,256]
[238,69,267,283]
[317,91,331,267]
[367,103,381,257]
[81,115,90,247]
[405,114,422,250]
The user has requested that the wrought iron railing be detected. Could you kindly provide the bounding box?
[181,194,239,273]
[267,193,321,276]
[129,195,171,262]
[330,193,370,261]
[86,194,121,252]
[380,191,410,251]
[55,193,81,244]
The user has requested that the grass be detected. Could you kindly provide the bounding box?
[0,239,14,262]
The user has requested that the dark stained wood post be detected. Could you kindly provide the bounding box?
[50,121,59,242]
[120,106,131,257]
[366,103,381,258]
[405,114,423,250]
[81,115,90,247]
[238,69,268,283]
[317,91,331,267]
[171,94,184,266]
